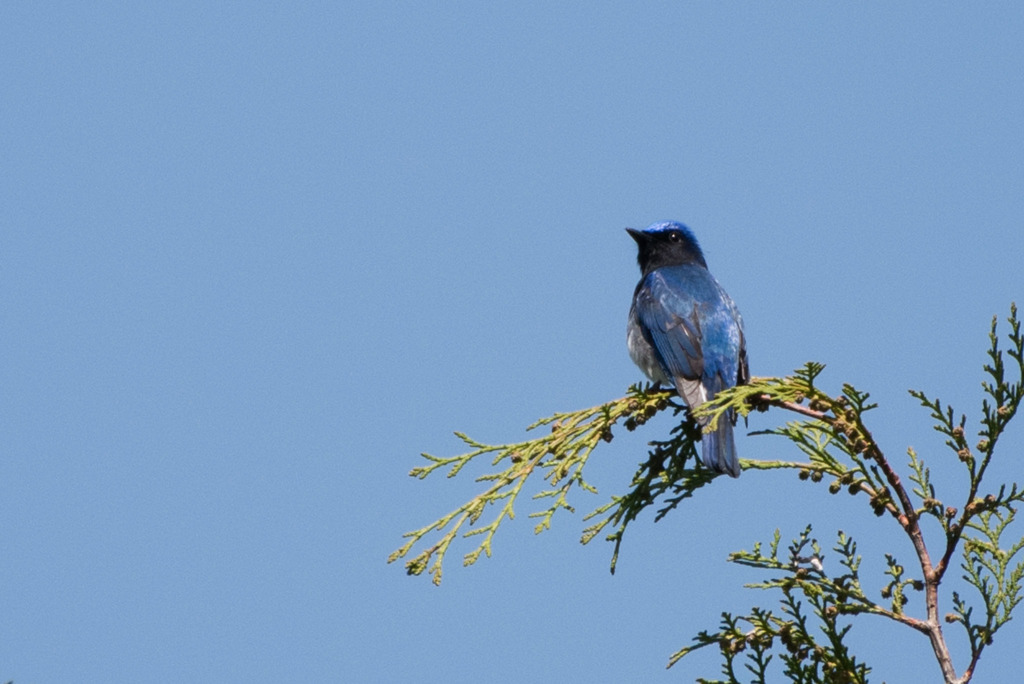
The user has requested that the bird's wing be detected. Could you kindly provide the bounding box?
[633,270,708,412]
[736,326,750,387]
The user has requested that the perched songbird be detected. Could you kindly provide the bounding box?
[626,221,748,477]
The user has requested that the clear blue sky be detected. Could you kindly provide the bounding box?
[3,4,1023,683]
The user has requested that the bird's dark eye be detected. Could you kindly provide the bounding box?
[668,231,682,242]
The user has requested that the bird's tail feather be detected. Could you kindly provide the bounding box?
[700,412,740,478]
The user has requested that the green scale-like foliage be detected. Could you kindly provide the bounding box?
[389,305,1024,684]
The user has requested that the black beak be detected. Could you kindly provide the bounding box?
[625,228,646,244]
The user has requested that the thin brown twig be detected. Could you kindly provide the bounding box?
[753,394,828,420]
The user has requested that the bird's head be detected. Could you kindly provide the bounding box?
[626,221,707,275]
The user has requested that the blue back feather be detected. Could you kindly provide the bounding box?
[630,256,745,477]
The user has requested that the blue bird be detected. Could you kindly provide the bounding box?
[626,222,748,477]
